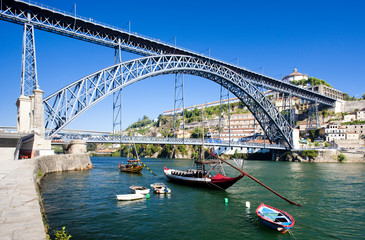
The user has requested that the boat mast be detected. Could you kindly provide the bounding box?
[201,105,205,161]
[133,142,140,160]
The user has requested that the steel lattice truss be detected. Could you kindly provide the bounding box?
[21,23,38,96]
[44,55,294,148]
[1,0,336,105]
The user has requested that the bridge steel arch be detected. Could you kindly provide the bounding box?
[44,55,294,148]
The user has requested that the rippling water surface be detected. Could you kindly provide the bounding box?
[41,157,365,239]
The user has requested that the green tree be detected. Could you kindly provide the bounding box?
[54,227,71,240]
[337,153,346,162]
[112,150,120,157]
[177,145,188,155]
[300,150,318,161]
[87,143,97,152]
[190,127,203,138]
[307,77,333,88]
[127,115,152,129]
[159,145,173,158]
[233,149,239,159]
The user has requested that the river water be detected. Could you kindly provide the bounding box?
[41,157,365,240]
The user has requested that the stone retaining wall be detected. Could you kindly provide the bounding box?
[277,149,365,162]
[343,100,365,113]
[33,153,92,237]
[335,139,365,149]
[34,153,93,178]
[342,152,365,163]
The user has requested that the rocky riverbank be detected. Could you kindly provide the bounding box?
[274,149,365,163]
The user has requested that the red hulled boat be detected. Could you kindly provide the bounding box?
[164,155,244,190]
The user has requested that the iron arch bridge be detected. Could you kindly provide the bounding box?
[44,55,294,148]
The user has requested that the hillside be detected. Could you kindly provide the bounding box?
[123,101,250,138]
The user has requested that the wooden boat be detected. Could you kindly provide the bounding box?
[164,106,243,190]
[119,142,144,173]
[129,186,150,195]
[164,161,243,190]
[150,183,171,194]
[116,193,144,201]
[119,159,144,173]
[256,203,295,233]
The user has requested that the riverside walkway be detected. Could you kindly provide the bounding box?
[0,149,47,240]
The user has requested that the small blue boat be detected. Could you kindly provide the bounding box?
[256,203,295,233]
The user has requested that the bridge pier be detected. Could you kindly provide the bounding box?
[16,88,52,158]
[63,140,87,154]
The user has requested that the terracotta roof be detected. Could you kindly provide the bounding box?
[282,68,308,80]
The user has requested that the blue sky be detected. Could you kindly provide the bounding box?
[0,0,364,132]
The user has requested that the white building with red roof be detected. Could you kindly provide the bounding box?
[282,68,308,83]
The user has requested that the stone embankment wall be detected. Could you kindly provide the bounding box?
[343,100,365,113]
[342,152,365,163]
[278,149,365,163]
[335,139,365,149]
[34,153,93,179]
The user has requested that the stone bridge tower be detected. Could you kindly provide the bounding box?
[16,88,52,158]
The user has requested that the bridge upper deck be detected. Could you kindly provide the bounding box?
[1,0,336,106]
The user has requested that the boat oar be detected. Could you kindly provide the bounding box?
[140,161,156,176]
[220,158,302,207]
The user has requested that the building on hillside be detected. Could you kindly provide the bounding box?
[162,97,240,116]
[174,129,191,138]
[218,112,263,141]
[281,68,344,101]
[307,84,344,100]
[344,113,356,122]
[298,122,308,132]
[343,124,365,136]
[346,132,359,140]
[319,124,346,141]
[282,68,308,83]
[96,149,116,154]
[273,96,302,113]
[356,108,365,121]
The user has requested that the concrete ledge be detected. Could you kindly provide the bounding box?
[0,152,92,240]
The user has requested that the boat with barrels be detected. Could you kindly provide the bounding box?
[164,157,244,190]
[118,142,144,173]
[118,159,144,173]
[164,106,244,190]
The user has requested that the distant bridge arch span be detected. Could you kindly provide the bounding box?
[44,55,293,148]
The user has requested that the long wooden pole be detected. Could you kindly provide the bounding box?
[220,158,302,207]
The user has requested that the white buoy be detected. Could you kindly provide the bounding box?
[246,201,251,208]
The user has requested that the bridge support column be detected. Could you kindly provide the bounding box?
[16,88,52,158]
[63,140,87,154]
[292,129,300,149]
[16,95,32,134]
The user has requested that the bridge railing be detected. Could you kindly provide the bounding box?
[53,133,287,150]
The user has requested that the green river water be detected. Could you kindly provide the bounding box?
[41,157,365,239]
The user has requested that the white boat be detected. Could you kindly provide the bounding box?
[116,193,144,201]
[129,186,151,195]
[150,183,171,194]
